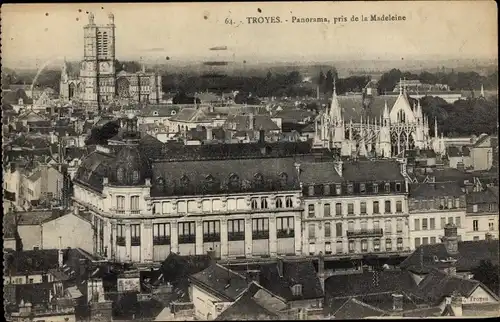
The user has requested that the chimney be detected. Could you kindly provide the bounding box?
[450,292,463,317]
[74,206,80,216]
[206,127,213,141]
[485,232,493,241]
[103,177,108,186]
[207,249,216,266]
[246,270,261,284]
[441,223,459,254]
[318,252,325,292]
[392,293,404,312]
[334,160,343,177]
[277,258,284,278]
[249,113,255,130]
[58,236,64,267]
[464,182,474,194]
[259,129,265,143]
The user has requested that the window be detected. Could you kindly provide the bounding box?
[489,221,495,231]
[279,172,288,188]
[254,173,264,188]
[325,241,332,254]
[414,219,420,231]
[422,219,428,230]
[335,184,342,195]
[275,198,283,209]
[373,183,379,193]
[308,224,316,239]
[325,223,331,238]
[228,219,245,241]
[360,183,366,194]
[360,202,367,215]
[361,239,368,252]
[395,183,402,192]
[347,183,353,194]
[396,219,403,233]
[203,220,220,242]
[291,284,303,296]
[448,199,453,209]
[422,237,429,245]
[348,240,355,253]
[130,195,140,214]
[385,220,392,234]
[228,174,240,191]
[277,217,294,238]
[261,198,268,209]
[473,220,479,231]
[180,175,190,189]
[415,237,421,248]
[455,217,461,228]
[441,217,446,229]
[179,222,196,244]
[473,204,478,213]
[347,203,354,215]
[116,224,125,246]
[324,184,331,195]
[252,218,269,239]
[285,196,293,208]
[336,223,343,237]
[153,223,170,245]
[29,278,34,284]
[308,185,315,196]
[397,238,403,250]
[361,220,368,231]
[374,238,381,251]
[455,198,460,208]
[131,224,141,246]
[448,217,453,225]
[385,200,391,213]
[385,183,391,193]
[430,237,436,244]
[336,241,343,253]
[473,236,480,241]
[335,203,342,216]
[396,201,402,213]
[430,218,435,230]
[116,196,125,213]
[132,171,139,183]
[373,220,380,231]
[373,201,380,214]
[348,221,354,232]
[324,203,331,217]
[251,198,258,210]
[308,204,315,218]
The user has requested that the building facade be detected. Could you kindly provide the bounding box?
[301,160,411,256]
[59,12,162,109]
[408,182,467,250]
[315,82,445,158]
[465,187,499,241]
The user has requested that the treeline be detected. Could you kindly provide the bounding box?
[317,69,371,95]
[378,68,498,94]
[420,96,498,137]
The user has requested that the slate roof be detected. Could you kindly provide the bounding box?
[5,250,60,275]
[170,108,205,122]
[331,297,386,319]
[447,146,471,157]
[186,127,226,141]
[190,263,248,301]
[399,240,499,274]
[138,105,181,117]
[466,188,499,205]
[258,260,324,301]
[342,160,405,182]
[273,109,315,123]
[224,114,280,131]
[336,95,398,123]
[12,209,66,226]
[473,134,497,148]
[299,161,344,184]
[409,181,464,199]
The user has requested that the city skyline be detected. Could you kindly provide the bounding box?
[1,1,497,69]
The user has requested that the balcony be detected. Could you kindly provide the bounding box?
[347,228,384,238]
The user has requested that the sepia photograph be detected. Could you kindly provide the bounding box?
[1,1,499,321]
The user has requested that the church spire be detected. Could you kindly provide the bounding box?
[383,100,390,120]
[329,77,342,121]
[480,84,485,97]
[434,117,438,138]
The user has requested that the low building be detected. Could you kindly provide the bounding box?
[465,186,499,241]
[446,146,472,170]
[470,134,498,171]
[408,181,467,250]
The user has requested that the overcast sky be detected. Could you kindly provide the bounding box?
[2,1,497,68]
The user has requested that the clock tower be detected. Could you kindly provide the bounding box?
[80,12,116,110]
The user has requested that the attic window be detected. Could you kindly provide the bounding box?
[291,284,303,296]
[279,172,288,187]
[229,174,240,190]
[254,173,264,188]
[153,111,159,116]
[117,168,125,182]
[395,183,402,192]
[132,171,140,183]
[180,175,190,188]
[171,110,177,115]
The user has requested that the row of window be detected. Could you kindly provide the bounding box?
[115,217,295,246]
[308,219,404,239]
[321,238,404,254]
[251,196,294,209]
[307,200,403,217]
[412,197,463,210]
[471,203,498,213]
[116,195,140,213]
[307,182,404,197]
[473,219,496,232]
[414,236,439,247]
[414,216,462,231]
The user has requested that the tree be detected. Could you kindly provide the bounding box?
[172,92,200,104]
[471,260,499,295]
[378,68,403,94]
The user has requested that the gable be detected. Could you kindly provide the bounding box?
[462,285,498,304]
[389,94,416,124]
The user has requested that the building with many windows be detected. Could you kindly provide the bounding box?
[300,159,411,256]
[465,186,499,241]
[72,114,310,263]
[408,181,467,250]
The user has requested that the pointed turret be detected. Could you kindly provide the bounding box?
[329,78,342,122]
[382,100,390,126]
[434,117,438,138]
[480,84,485,98]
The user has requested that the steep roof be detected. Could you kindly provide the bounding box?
[409,181,464,199]
[190,263,248,301]
[342,160,405,182]
[336,95,398,123]
[466,188,499,205]
[331,297,386,319]
[399,240,499,274]
[300,161,344,184]
[138,104,180,117]
[224,114,280,132]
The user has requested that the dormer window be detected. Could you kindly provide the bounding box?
[180,175,190,188]
[291,284,303,296]
[229,174,240,190]
[308,185,315,196]
[153,111,159,116]
[261,197,268,209]
[251,198,258,210]
[279,172,288,187]
[275,197,283,208]
[254,173,264,189]
[385,183,391,193]
[347,183,353,194]
[395,183,402,192]
[132,170,139,183]
[373,183,379,194]
[171,110,177,115]
[205,174,215,191]
[335,184,342,195]
[117,168,125,182]
[360,183,366,194]
[323,184,331,195]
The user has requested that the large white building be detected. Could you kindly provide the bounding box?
[315,82,445,158]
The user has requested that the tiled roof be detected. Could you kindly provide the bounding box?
[273,109,315,123]
[332,297,386,319]
[342,160,405,182]
[258,260,324,301]
[224,114,280,132]
[138,105,181,117]
[299,161,344,184]
[336,95,398,123]
[324,270,418,298]
[399,240,499,274]
[160,253,211,284]
[409,181,464,199]
[5,250,59,275]
[466,188,498,204]
[190,264,248,301]
[16,210,65,226]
